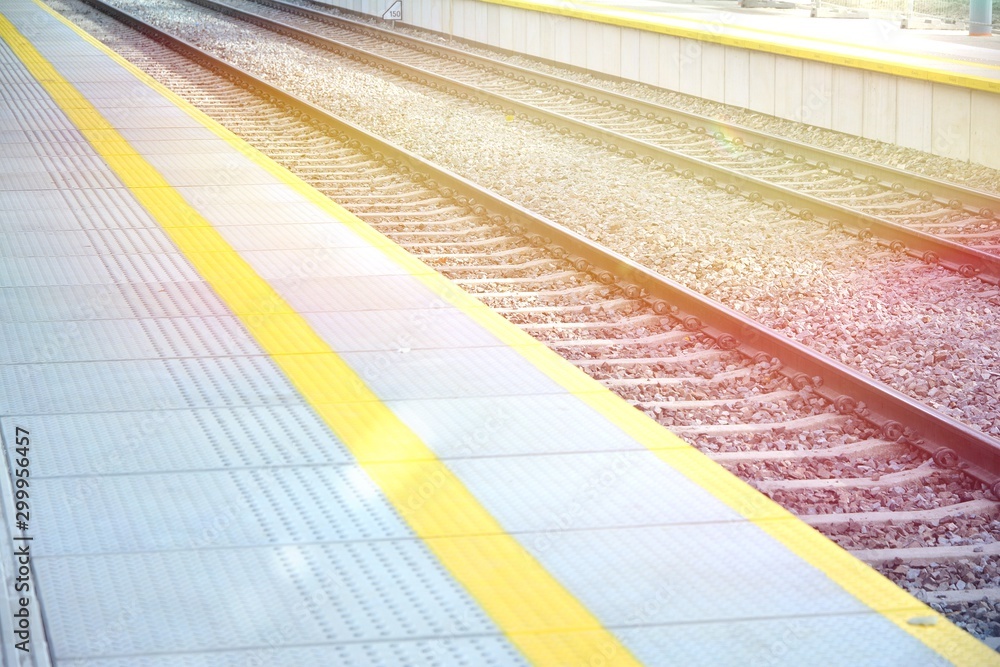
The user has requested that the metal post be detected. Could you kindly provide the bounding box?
[970,0,992,35]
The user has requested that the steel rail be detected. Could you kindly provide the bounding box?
[80,0,1000,494]
[254,0,1000,221]
[182,0,1000,285]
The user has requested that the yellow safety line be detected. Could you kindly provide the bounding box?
[479,0,1000,94]
[548,0,1000,72]
[0,7,642,666]
[22,2,1000,665]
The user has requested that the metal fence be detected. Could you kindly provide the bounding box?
[816,0,998,28]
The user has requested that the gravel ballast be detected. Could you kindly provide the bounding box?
[100,0,1000,442]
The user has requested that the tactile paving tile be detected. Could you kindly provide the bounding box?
[0,316,263,363]
[0,360,188,414]
[0,63,34,85]
[520,522,871,625]
[140,161,284,188]
[0,284,139,322]
[60,186,164,231]
[0,208,93,233]
[385,394,643,458]
[37,541,517,660]
[132,315,267,357]
[2,406,354,477]
[31,138,97,159]
[173,182,320,207]
[106,251,205,284]
[302,308,502,352]
[126,135,242,156]
[144,150,270,173]
[0,280,237,322]
[46,165,122,190]
[35,64,143,85]
[31,465,413,554]
[180,190,303,224]
[271,275,456,313]
[56,636,526,667]
[114,126,228,143]
[443,450,740,530]
[27,127,87,146]
[0,356,302,414]
[0,167,57,189]
[219,222,384,251]
[0,108,74,135]
[35,151,113,172]
[0,84,50,101]
[338,346,569,400]
[0,254,121,286]
[208,204,342,236]
[0,188,71,213]
[615,616,953,667]
[0,154,41,171]
[43,53,116,64]
[0,230,107,257]
[97,99,210,126]
[0,111,31,132]
[242,247,431,280]
[90,227,181,255]
[71,79,171,104]
[114,280,241,319]
[9,103,71,128]
[0,227,181,260]
[1,319,162,364]
[0,59,34,82]
[0,129,33,143]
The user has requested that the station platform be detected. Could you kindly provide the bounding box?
[481,0,1000,91]
[0,0,997,664]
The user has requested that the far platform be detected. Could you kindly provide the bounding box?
[320,0,1000,165]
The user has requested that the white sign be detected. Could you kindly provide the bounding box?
[382,0,402,20]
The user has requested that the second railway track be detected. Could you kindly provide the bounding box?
[52,0,1000,648]
[170,0,1000,282]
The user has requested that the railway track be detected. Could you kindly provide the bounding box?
[73,0,1000,433]
[163,0,1000,284]
[53,0,1000,647]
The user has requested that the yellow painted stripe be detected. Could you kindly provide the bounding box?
[22,2,999,665]
[480,0,1000,94]
[1,7,642,665]
[411,243,1000,667]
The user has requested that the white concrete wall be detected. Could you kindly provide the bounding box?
[316,0,1000,169]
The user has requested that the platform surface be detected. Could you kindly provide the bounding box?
[0,0,998,665]
[480,0,1000,90]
